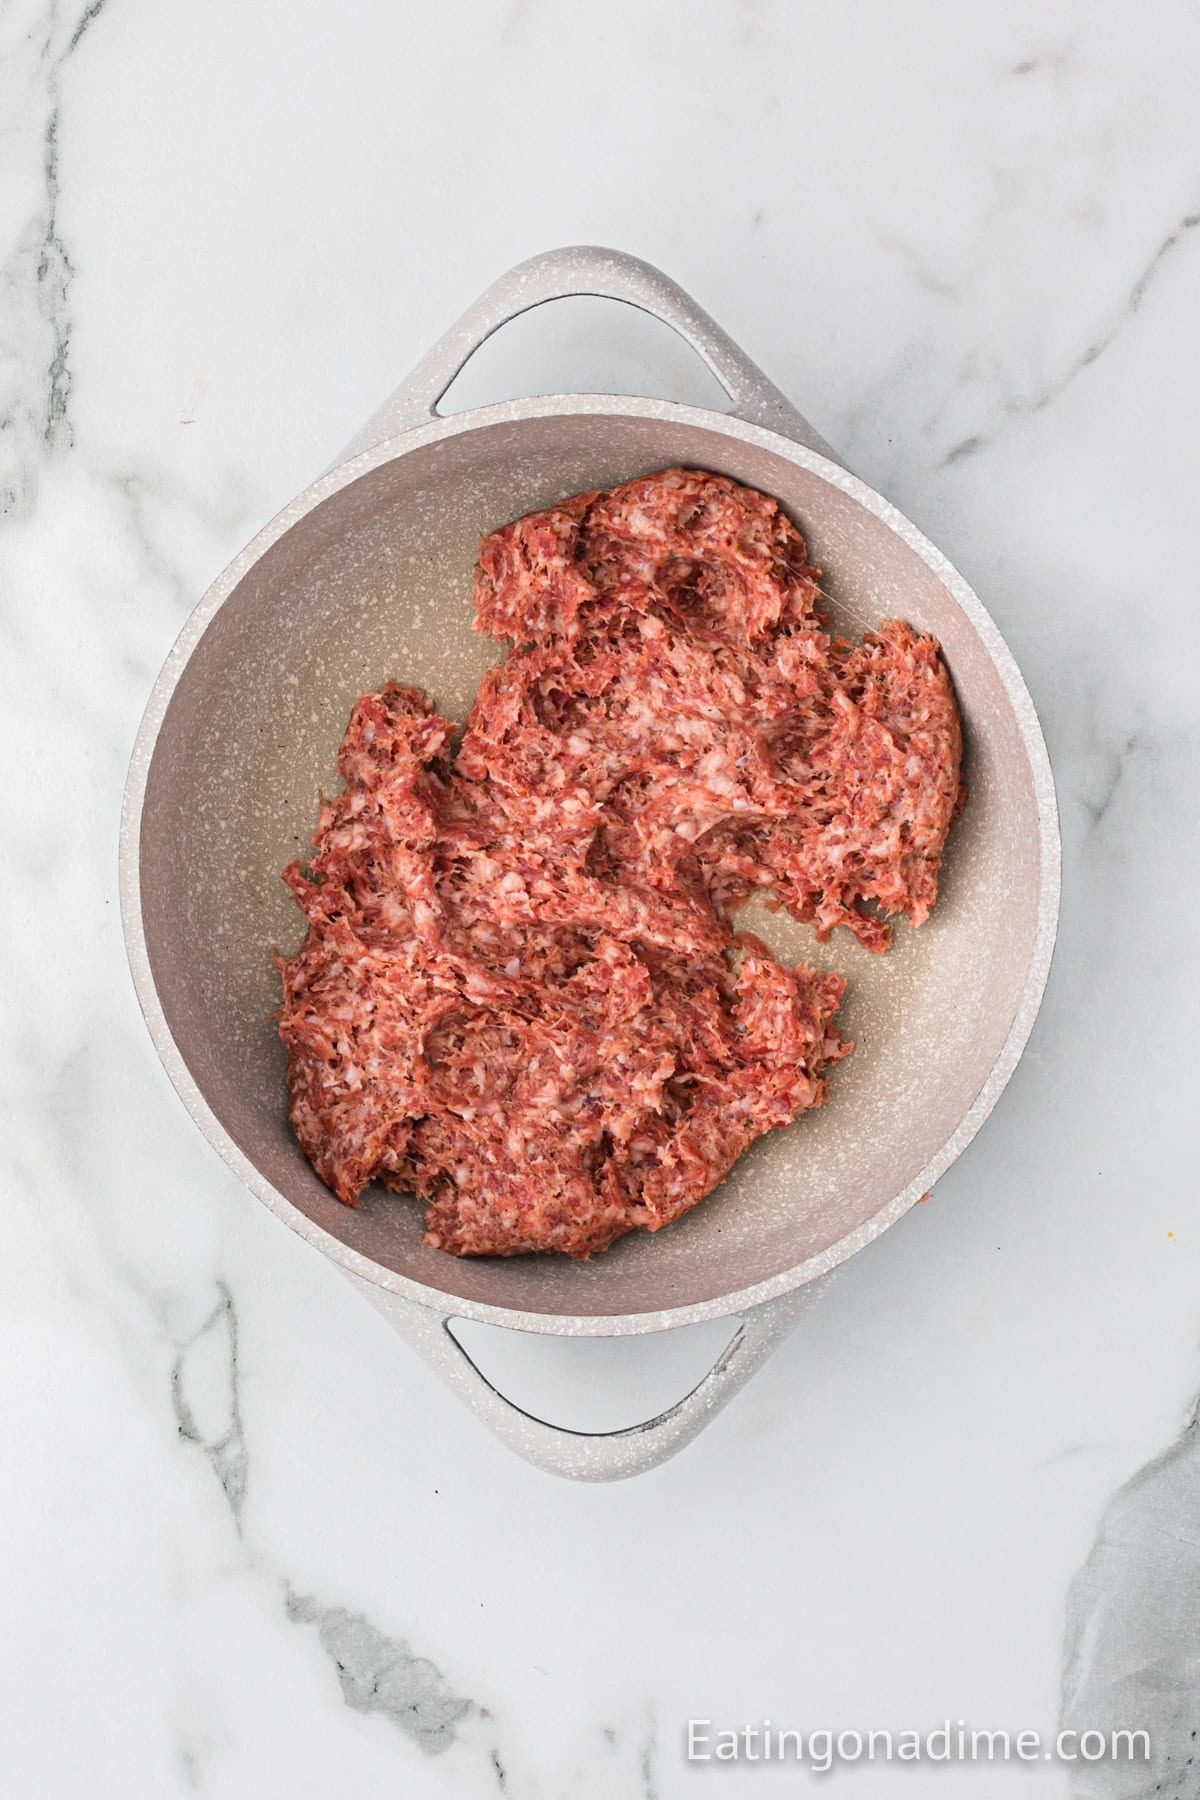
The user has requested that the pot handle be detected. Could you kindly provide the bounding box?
[333,244,842,466]
[342,1269,822,1482]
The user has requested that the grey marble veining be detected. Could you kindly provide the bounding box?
[3,0,1200,1794]
[1063,1404,1200,1798]
[0,0,107,517]
[169,1277,477,1760]
[938,205,1200,467]
[171,1283,248,1523]
[283,1593,470,1755]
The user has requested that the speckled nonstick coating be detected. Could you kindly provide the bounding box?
[121,249,1059,1478]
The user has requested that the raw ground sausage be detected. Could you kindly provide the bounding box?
[277,469,964,1256]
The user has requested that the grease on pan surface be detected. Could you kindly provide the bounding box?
[276,469,964,1258]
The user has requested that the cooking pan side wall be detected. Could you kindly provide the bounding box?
[138,413,1042,1321]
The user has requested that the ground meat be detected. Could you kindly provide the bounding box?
[276,468,964,1257]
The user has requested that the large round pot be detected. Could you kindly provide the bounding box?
[121,247,1060,1479]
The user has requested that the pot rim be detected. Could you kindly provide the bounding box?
[120,391,1061,1337]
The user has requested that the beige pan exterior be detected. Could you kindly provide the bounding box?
[121,249,1060,1478]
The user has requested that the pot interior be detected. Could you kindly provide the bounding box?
[138,411,1045,1321]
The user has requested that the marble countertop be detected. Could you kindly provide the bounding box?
[5,2,1199,1795]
